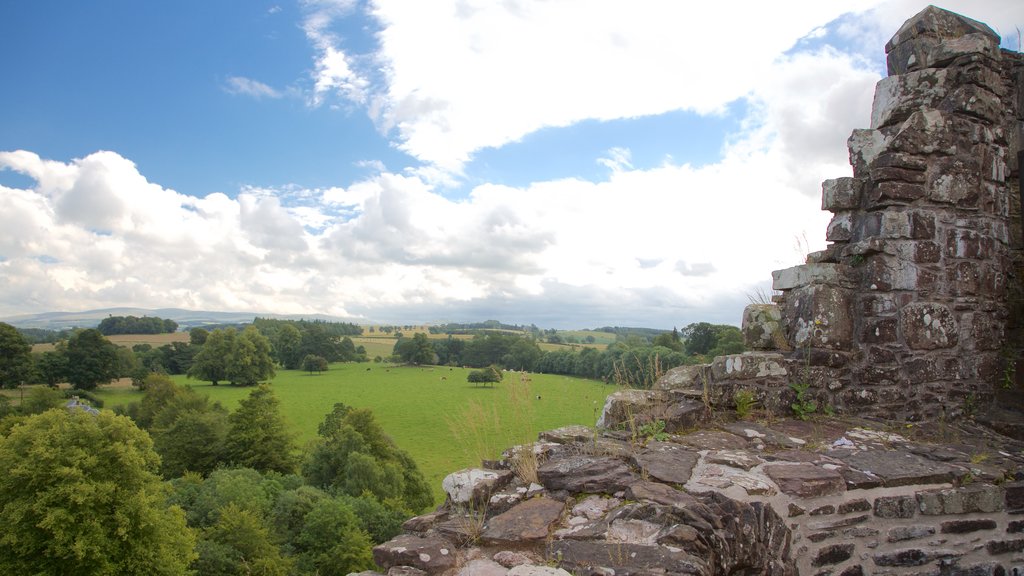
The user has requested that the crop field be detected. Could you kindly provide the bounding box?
[94,363,614,504]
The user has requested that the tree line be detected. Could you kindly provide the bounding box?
[98,314,178,335]
[391,322,744,387]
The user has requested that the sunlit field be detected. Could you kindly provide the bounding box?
[95,363,613,504]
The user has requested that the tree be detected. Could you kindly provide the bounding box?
[188,329,235,385]
[227,326,275,386]
[0,322,32,389]
[394,333,434,365]
[0,409,196,575]
[274,324,303,369]
[189,327,209,346]
[682,322,718,356]
[223,384,298,474]
[64,329,119,390]
[652,331,684,352]
[302,354,329,375]
[34,350,67,386]
[467,365,502,386]
[194,503,292,576]
[303,403,432,512]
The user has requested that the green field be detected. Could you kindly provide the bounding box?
[94,364,613,504]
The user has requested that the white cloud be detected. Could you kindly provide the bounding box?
[7,1,1021,327]
[318,0,885,177]
[224,76,283,99]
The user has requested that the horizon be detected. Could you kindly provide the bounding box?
[2,1,1022,329]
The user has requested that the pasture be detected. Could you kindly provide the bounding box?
[94,363,613,504]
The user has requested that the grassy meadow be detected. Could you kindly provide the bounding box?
[94,363,613,504]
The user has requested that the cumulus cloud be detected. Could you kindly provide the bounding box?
[8,1,1022,327]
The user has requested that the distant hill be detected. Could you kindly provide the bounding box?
[0,307,360,331]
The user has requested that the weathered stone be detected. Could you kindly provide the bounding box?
[705,449,763,471]
[537,456,637,495]
[810,505,836,516]
[875,495,917,519]
[808,514,870,531]
[764,464,845,498]
[1008,520,1024,534]
[873,547,962,567]
[596,389,669,430]
[917,485,1005,515]
[492,551,534,568]
[742,304,785,351]
[885,6,999,73]
[772,264,854,291]
[632,441,698,485]
[653,364,708,391]
[838,499,872,514]
[888,525,935,542]
[710,352,788,381]
[455,559,508,576]
[480,497,565,544]
[813,543,855,567]
[838,448,961,486]
[678,430,748,451]
[625,481,700,509]
[549,541,706,575]
[985,539,1024,554]
[389,567,427,576]
[442,468,513,505]
[822,177,864,211]
[1005,481,1024,512]
[781,284,855,350]
[942,518,998,533]
[506,566,574,576]
[402,511,448,533]
[373,535,456,573]
[539,425,595,444]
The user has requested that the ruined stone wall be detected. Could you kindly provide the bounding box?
[739,6,1024,422]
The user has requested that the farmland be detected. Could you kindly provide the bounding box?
[94,363,614,504]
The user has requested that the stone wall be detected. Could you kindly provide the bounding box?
[672,6,1024,423]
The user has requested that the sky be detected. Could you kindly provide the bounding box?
[1,1,1022,329]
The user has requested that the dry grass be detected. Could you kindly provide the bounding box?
[509,445,541,484]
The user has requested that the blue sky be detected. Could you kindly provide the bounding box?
[1,0,1022,328]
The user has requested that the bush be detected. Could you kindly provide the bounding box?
[467,365,502,386]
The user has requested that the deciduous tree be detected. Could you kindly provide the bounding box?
[0,409,196,575]
[0,322,32,389]
[64,328,119,390]
[223,384,297,474]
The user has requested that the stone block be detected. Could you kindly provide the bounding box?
[763,463,845,498]
[653,364,708,391]
[946,228,996,260]
[862,317,899,344]
[917,485,1005,515]
[986,539,1024,555]
[927,155,982,205]
[772,263,854,291]
[373,535,456,573]
[826,213,853,242]
[480,497,565,544]
[848,129,887,178]
[782,284,855,350]
[442,468,514,505]
[822,177,863,211]
[888,525,934,542]
[1008,520,1024,533]
[873,547,962,567]
[941,519,997,534]
[1005,481,1024,512]
[812,543,855,567]
[900,302,959,350]
[838,499,872,514]
[741,304,784,351]
[941,83,1004,124]
[885,6,999,75]
[537,456,638,495]
[596,389,669,429]
[710,352,787,381]
[869,180,926,206]
[914,241,942,262]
